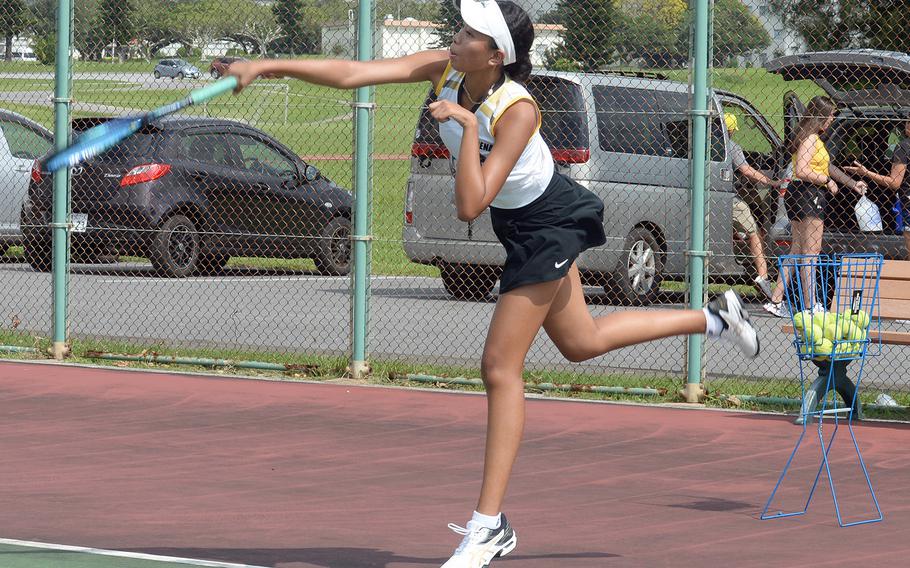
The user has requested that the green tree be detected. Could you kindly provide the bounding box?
[431,0,459,50]
[554,0,618,72]
[711,0,770,65]
[616,0,687,67]
[97,0,136,61]
[861,0,910,52]
[768,0,868,50]
[1,0,28,61]
[272,0,321,54]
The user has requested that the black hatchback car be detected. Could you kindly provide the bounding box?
[21,117,353,277]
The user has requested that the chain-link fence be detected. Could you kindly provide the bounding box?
[0,0,908,412]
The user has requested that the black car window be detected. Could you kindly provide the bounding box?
[72,123,156,163]
[177,133,240,167]
[661,92,726,162]
[235,135,297,177]
[0,119,50,159]
[594,86,668,156]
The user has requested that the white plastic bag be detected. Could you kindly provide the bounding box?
[855,195,883,232]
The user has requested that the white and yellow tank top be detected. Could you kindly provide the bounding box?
[434,62,554,209]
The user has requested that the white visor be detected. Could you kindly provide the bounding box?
[456,0,517,66]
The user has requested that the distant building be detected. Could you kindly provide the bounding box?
[322,17,565,67]
[0,36,36,61]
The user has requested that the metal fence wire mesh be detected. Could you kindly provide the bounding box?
[0,0,908,411]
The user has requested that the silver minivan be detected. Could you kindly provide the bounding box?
[403,71,783,304]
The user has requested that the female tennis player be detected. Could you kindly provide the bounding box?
[227,2,759,566]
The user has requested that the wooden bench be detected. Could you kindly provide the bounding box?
[781,259,910,346]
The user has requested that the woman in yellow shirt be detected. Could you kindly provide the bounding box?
[763,96,867,316]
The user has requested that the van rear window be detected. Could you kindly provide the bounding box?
[526,76,589,152]
[72,121,158,162]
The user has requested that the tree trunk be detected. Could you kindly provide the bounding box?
[4,35,12,62]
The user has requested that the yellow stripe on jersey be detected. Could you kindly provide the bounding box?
[434,62,453,96]
[491,95,542,139]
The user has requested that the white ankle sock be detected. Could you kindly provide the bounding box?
[471,510,501,529]
[703,307,724,338]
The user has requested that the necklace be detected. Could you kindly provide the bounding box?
[462,83,492,106]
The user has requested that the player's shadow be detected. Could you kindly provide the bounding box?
[132,547,620,567]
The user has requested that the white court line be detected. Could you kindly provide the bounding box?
[0,537,271,568]
[97,275,425,284]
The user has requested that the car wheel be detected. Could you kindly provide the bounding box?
[177,72,185,80]
[440,263,499,301]
[314,216,351,276]
[197,253,229,275]
[610,227,663,306]
[23,239,51,272]
[154,70,161,79]
[210,69,220,79]
[149,215,200,278]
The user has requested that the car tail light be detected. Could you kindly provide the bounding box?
[31,160,42,184]
[411,142,450,159]
[551,148,590,164]
[121,163,171,187]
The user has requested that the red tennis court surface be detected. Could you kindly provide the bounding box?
[1,361,909,568]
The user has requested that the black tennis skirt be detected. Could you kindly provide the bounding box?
[490,172,606,294]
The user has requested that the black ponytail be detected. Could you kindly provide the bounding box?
[497,1,534,83]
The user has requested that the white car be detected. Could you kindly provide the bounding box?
[0,110,52,252]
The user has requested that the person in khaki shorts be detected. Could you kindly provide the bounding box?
[726,112,783,300]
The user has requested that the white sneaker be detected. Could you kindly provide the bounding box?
[441,516,517,568]
[708,290,760,358]
[754,276,773,301]
[762,301,787,318]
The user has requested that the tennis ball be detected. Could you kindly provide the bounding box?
[847,323,868,342]
[853,309,870,329]
[801,324,825,345]
[815,338,834,356]
[812,311,829,328]
[835,342,855,356]
[834,319,851,339]
[793,311,814,331]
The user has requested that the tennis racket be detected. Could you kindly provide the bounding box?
[45,76,239,173]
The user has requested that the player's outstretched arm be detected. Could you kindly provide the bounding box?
[227,50,451,94]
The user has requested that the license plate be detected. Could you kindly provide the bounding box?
[71,213,88,233]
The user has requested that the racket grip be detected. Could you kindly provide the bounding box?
[189,77,239,104]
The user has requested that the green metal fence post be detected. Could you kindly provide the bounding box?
[685,0,713,402]
[350,0,374,378]
[51,0,73,359]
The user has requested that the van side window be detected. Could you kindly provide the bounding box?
[593,86,668,156]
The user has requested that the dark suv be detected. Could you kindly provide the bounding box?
[21,117,353,277]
